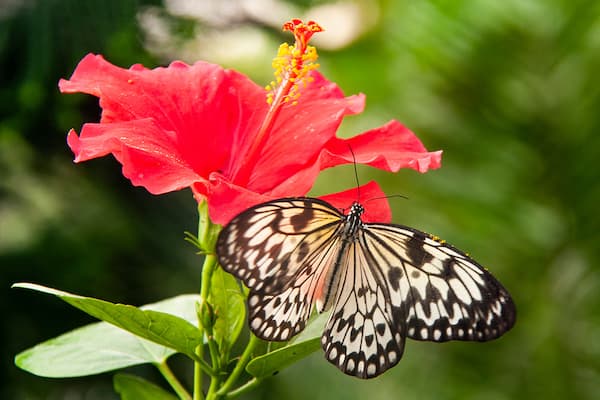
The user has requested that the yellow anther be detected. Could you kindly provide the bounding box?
[266,19,323,107]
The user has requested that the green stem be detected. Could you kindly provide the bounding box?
[193,355,217,378]
[193,358,203,400]
[194,200,221,400]
[200,254,217,308]
[195,253,218,400]
[224,378,261,399]
[205,323,222,400]
[156,361,192,400]
[205,373,221,400]
[199,255,220,373]
[216,334,261,397]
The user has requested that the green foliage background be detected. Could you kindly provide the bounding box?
[1,0,599,398]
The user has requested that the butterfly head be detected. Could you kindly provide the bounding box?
[349,201,365,218]
[340,202,365,239]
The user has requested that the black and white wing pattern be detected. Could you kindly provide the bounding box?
[360,224,515,343]
[216,197,516,379]
[217,198,345,341]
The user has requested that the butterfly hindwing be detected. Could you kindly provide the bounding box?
[245,226,347,341]
[322,236,406,378]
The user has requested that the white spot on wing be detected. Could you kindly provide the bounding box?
[455,266,482,300]
[449,278,472,304]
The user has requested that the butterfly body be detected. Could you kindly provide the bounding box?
[316,201,363,313]
[216,197,515,379]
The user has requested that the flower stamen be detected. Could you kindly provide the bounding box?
[235,19,323,184]
[266,19,323,106]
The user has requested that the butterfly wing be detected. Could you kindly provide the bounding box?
[322,222,516,378]
[321,235,406,379]
[363,224,516,342]
[216,197,345,341]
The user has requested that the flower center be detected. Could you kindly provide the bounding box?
[233,19,323,185]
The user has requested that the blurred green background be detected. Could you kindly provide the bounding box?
[2,0,599,398]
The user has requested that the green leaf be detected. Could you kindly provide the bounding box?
[209,266,246,359]
[245,311,329,378]
[114,373,179,400]
[13,283,203,365]
[15,291,200,377]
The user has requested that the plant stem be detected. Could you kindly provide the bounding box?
[199,254,217,309]
[216,334,261,397]
[193,355,217,378]
[205,373,221,400]
[205,329,222,400]
[156,361,192,400]
[195,200,221,400]
[195,253,218,400]
[193,357,204,400]
[224,378,261,399]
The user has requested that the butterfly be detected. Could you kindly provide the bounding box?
[216,197,516,379]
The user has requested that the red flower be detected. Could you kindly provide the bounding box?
[60,20,441,225]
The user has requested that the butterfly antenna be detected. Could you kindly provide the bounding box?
[347,144,361,202]
[365,194,409,204]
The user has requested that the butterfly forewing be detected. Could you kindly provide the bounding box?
[217,198,342,294]
[216,197,516,379]
[216,198,345,340]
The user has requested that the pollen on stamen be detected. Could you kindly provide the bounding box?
[266,19,323,106]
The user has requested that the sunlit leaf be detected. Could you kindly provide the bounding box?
[15,290,200,377]
[13,283,203,367]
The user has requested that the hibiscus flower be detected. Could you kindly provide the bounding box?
[60,19,441,224]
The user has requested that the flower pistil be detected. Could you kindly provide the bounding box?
[266,19,323,106]
[236,20,323,183]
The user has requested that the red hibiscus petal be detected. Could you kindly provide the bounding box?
[318,181,391,223]
[68,120,202,194]
[122,147,204,194]
[322,120,442,173]
[265,162,321,199]
[194,173,274,225]
[247,72,365,193]
[260,120,441,199]
[60,53,268,180]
